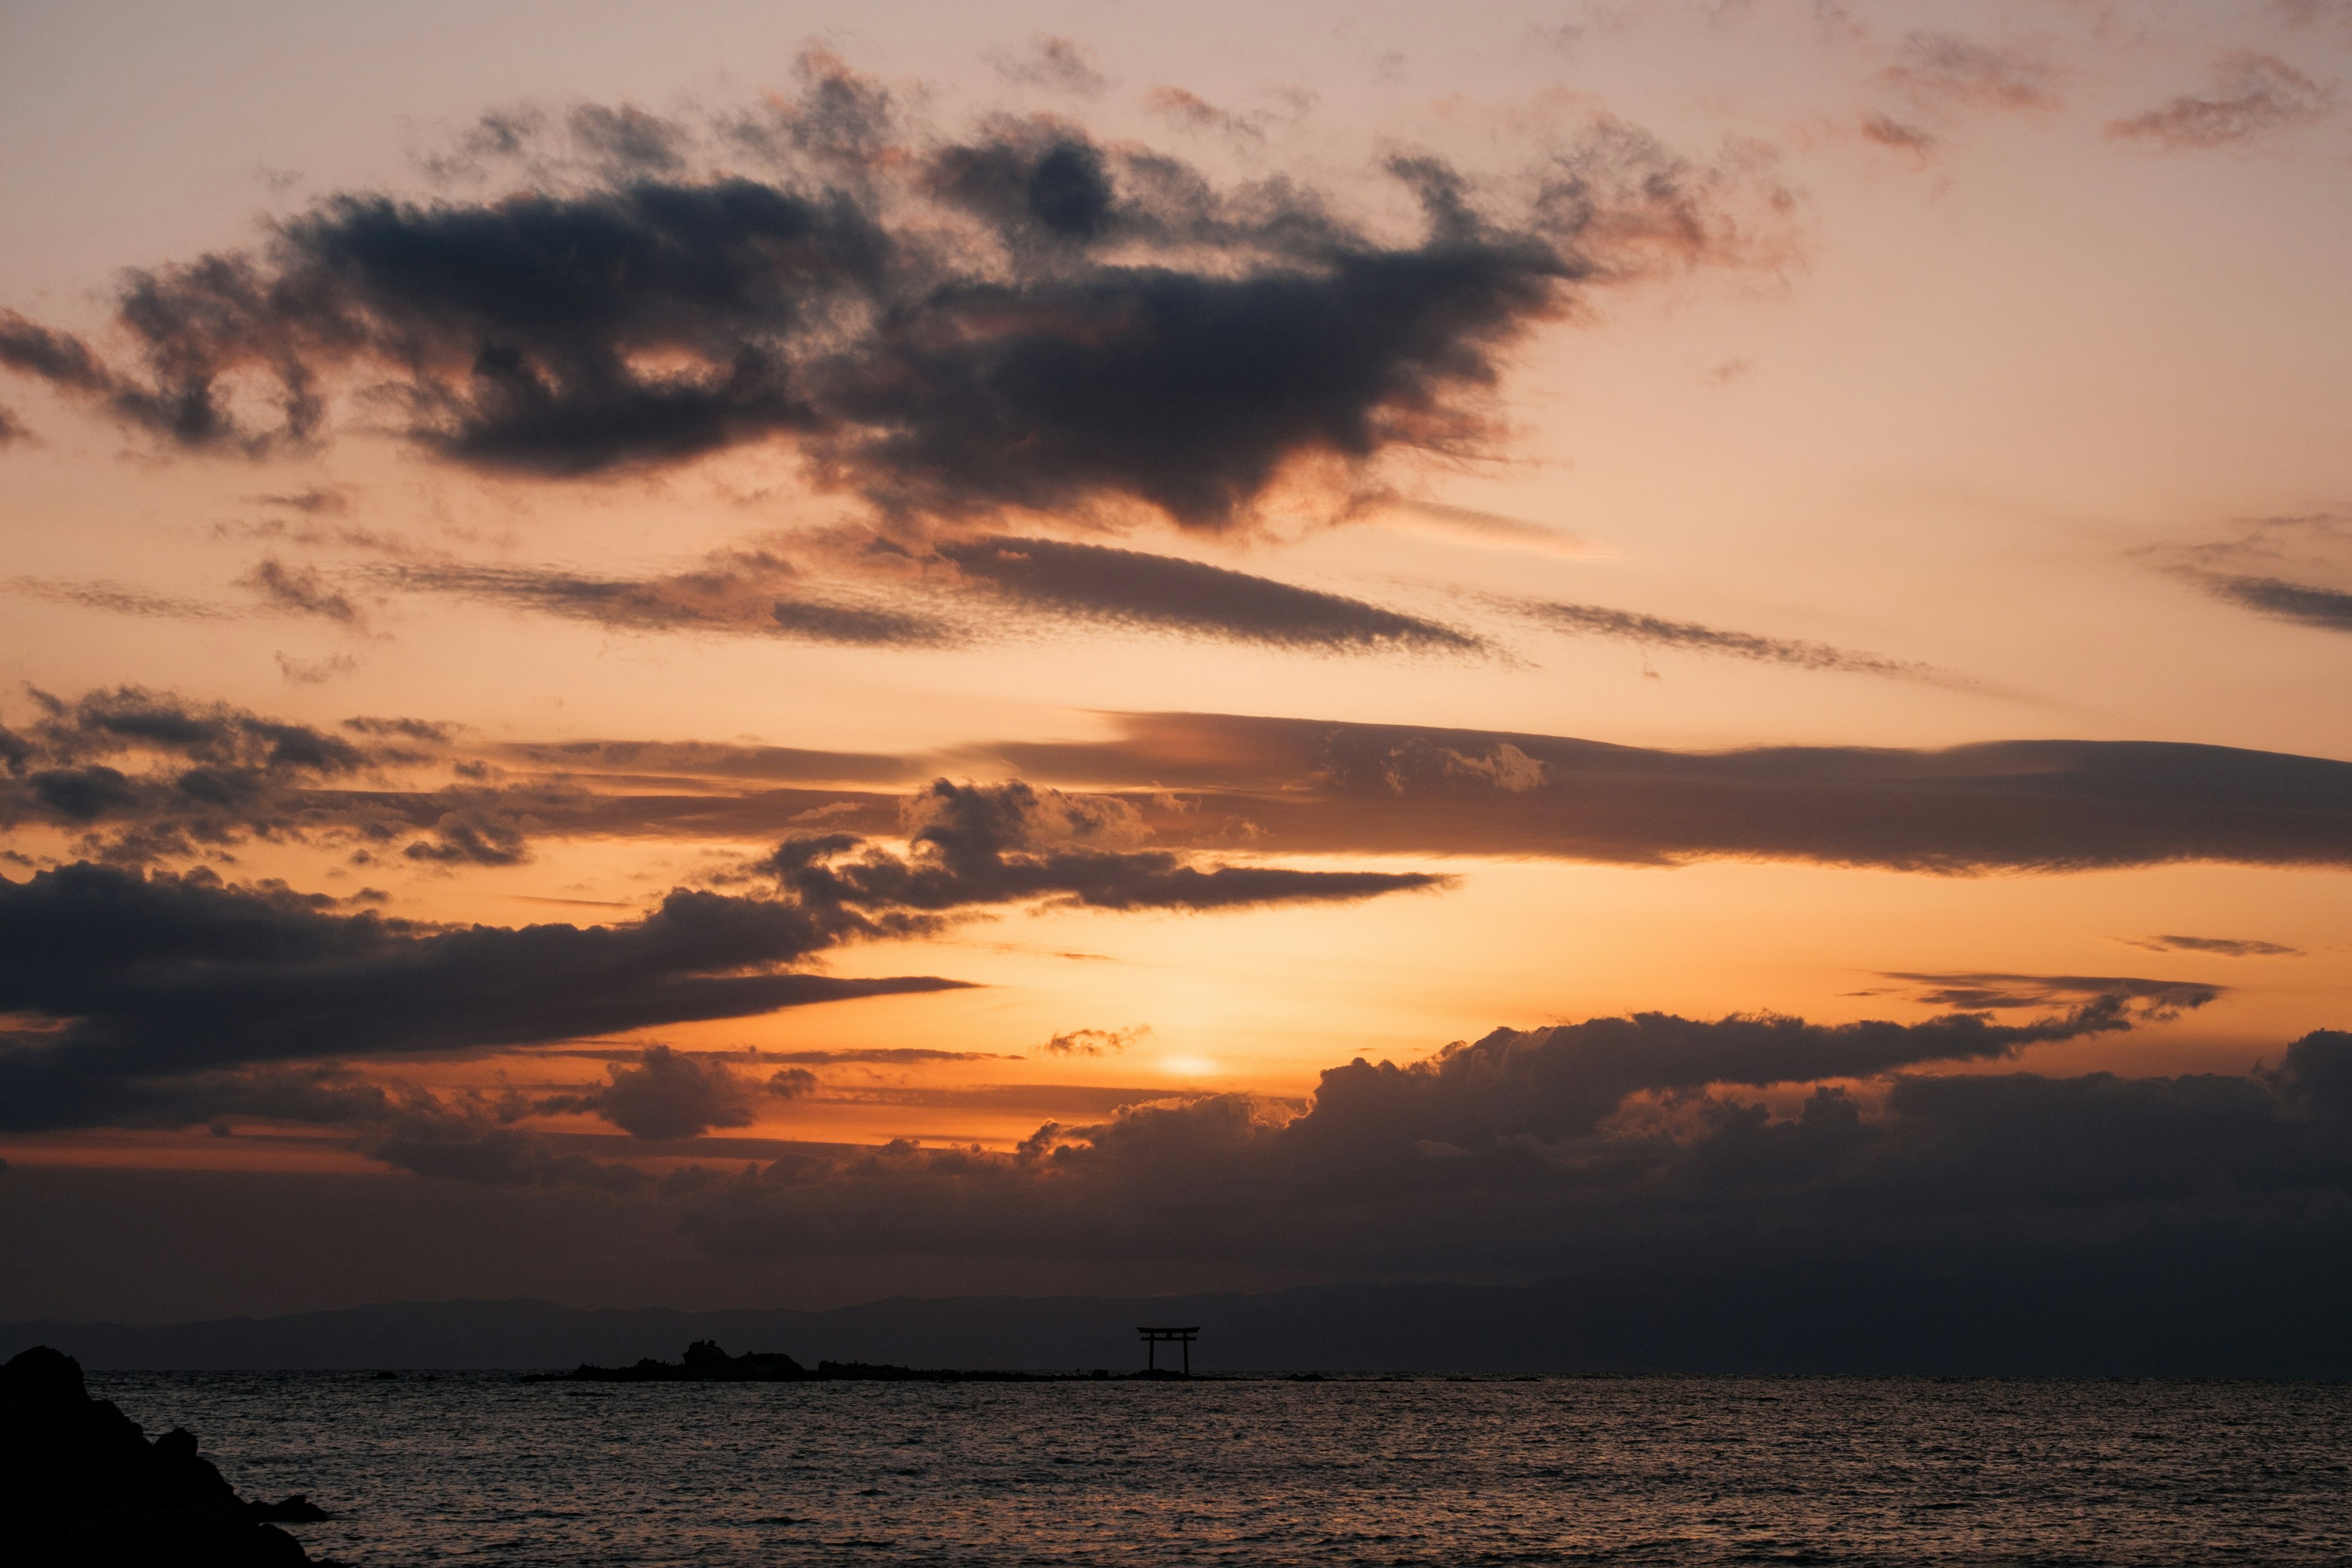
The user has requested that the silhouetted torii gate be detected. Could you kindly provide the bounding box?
[1137,1325,1198,1375]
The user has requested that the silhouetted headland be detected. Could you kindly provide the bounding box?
[1,1344,335,1567]
[529,1339,1191,1383]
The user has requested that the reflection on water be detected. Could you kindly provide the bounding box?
[89,1371,2352,1565]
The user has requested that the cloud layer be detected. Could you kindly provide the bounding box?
[17,690,2348,879]
[984,712,2352,873]
[0,767,1441,1132]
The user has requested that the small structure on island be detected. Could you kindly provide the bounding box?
[1136,1325,1199,1376]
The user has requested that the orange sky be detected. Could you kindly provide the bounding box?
[1,0,2348,1318]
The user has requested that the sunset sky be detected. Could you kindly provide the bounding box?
[3,0,2350,1327]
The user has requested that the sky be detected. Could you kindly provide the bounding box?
[2,0,2350,1332]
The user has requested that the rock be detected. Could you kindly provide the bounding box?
[249,1497,333,1524]
[1,1344,326,1566]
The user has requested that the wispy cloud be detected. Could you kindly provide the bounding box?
[1039,1025,1152,1057]
[1504,597,1982,689]
[2109,53,2335,151]
[7,577,232,620]
[241,557,366,626]
[374,557,960,647]
[936,535,1482,652]
[2188,571,2352,634]
[2120,934,2302,959]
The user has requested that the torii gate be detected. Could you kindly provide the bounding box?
[1137,1325,1198,1375]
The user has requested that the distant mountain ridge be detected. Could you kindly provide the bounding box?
[10,1252,2352,1376]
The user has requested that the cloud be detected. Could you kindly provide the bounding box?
[2122,934,2302,959]
[0,769,1442,1133]
[358,1092,653,1191]
[0,684,491,865]
[373,554,957,647]
[1879,31,2058,113]
[1858,113,1938,157]
[0,404,26,444]
[20,690,2352,881]
[1507,598,1969,687]
[247,486,352,514]
[977,712,2352,874]
[1144,88,1267,141]
[1039,1025,1150,1057]
[565,102,692,177]
[2187,571,2352,634]
[376,531,1479,656]
[2109,53,2335,150]
[1877,971,2222,1016]
[7,578,232,620]
[0,58,1785,532]
[764,777,1453,916]
[241,557,365,625]
[993,36,1108,96]
[536,1044,809,1139]
[935,535,1480,651]
[0,861,965,1133]
[1370,497,1608,557]
[673,1012,2352,1282]
[276,652,361,685]
[491,736,914,786]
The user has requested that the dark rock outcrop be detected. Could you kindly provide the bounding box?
[1,1344,333,1566]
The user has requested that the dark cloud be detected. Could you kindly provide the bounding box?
[978,712,2352,874]
[359,1093,653,1191]
[567,103,692,176]
[241,556,365,625]
[372,556,959,647]
[1284,1002,2158,1151]
[1877,971,2221,1016]
[673,1012,2352,1283]
[936,535,1480,650]
[0,768,1441,1133]
[0,861,962,1133]
[400,807,531,865]
[764,777,1452,916]
[1039,1025,1149,1057]
[0,403,26,444]
[14,692,2352,881]
[535,1044,807,1140]
[2123,934,2302,959]
[0,684,483,865]
[0,61,1781,532]
[2189,571,2352,634]
[2109,53,2335,150]
[376,530,1480,656]
[1509,598,1964,686]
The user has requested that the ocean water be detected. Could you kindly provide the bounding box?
[86,1371,2352,1566]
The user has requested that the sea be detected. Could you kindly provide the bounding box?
[86,1371,2352,1566]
